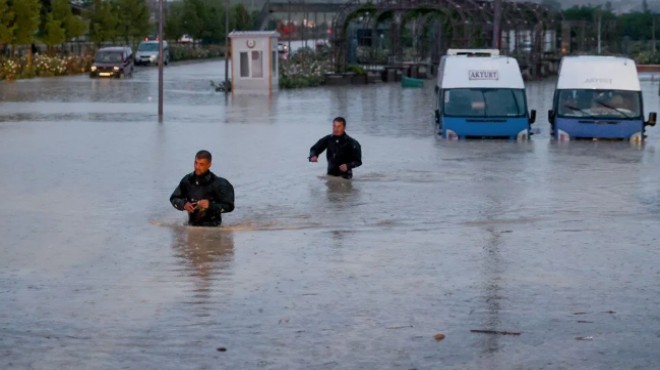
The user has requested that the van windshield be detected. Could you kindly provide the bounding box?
[556,89,642,119]
[138,43,159,52]
[443,88,526,117]
[95,51,123,63]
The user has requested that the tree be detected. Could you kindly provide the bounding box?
[42,13,66,52]
[181,0,208,42]
[51,0,87,40]
[165,0,185,41]
[0,0,17,46]
[232,4,252,31]
[541,0,561,12]
[114,0,150,46]
[11,0,42,53]
[87,0,118,46]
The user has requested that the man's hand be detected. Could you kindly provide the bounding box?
[197,199,210,209]
[309,156,318,163]
[183,202,196,213]
[339,164,349,172]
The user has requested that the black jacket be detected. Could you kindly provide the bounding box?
[170,171,235,226]
[309,133,362,178]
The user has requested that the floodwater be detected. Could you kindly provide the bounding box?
[1,60,660,370]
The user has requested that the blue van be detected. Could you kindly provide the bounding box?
[548,56,656,142]
[434,49,536,140]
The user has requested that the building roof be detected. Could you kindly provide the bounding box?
[229,31,280,38]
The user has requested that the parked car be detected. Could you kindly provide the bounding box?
[135,40,170,66]
[90,46,134,78]
[178,34,194,44]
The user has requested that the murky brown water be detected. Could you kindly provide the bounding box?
[1,61,660,369]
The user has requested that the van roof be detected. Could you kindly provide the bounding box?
[438,54,524,89]
[557,56,640,91]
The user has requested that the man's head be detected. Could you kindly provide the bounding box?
[332,116,347,136]
[194,150,212,176]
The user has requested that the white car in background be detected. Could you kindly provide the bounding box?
[135,40,170,66]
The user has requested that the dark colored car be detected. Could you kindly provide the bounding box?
[90,46,134,78]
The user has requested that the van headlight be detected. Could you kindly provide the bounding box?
[91,65,97,71]
[629,132,643,144]
[445,129,459,140]
[557,129,570,142]
[516,129,529,141]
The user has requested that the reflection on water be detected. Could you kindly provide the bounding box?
[171,226,234,288]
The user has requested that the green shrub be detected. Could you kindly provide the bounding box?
[279,47,333,89]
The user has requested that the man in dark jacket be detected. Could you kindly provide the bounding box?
[309,117,362,179]
[170,150,235,226]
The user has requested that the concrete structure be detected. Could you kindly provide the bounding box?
[229,31,280,95]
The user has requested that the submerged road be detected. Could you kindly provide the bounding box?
[1,61,660,369]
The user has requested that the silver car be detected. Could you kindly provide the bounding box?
[135,40,170,66]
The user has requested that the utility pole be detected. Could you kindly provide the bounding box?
[653,16,657,53]
[597,10,602,54]
[492,0,502,50]
[158,0,164,121]
[224,0,230,93]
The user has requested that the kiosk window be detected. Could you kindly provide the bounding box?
[240,52,249,78]
[251,51,263,78]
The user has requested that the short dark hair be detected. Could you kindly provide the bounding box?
[333,117,347,127]
[195,150,212,162]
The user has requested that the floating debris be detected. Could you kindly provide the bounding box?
[575,336,593,341]
[210,80,231,92]
[434,333,446,341]
[216,347,227,352]
[470,329,521,336]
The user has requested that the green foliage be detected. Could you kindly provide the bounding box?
[87,0,118,46]
[42,13,66,48]
[165,0,254,44]
[51,0,87,40]
[232,4,251,31]
[0,0,16,45]
[11,0,42,48]
[165,1,185,41]
[618,12,655,40]
[279,48,333,89]
[114,0,151,46]
[346,64,366,75]
[169,45,225,61]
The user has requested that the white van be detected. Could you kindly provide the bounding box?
[434,49,536,140]
[548,56,656,142]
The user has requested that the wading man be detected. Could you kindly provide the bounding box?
[170,150,235,226]
[309,117,362,179]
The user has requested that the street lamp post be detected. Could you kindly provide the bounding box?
[158,0,164,121]
[224,0,230,93]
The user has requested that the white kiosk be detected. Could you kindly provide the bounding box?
[228,31,279,95]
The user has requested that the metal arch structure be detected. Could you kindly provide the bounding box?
[331,0,561,75]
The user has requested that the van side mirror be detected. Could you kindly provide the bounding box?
[548,110,555,124]
[646,112,657,127]
[529,109,536,124]
[434,86,439,95]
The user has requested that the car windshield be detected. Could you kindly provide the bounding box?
[443,88,526,117]
[95,51,122,63]
[138,43,159,51]
[556,89,642,119]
